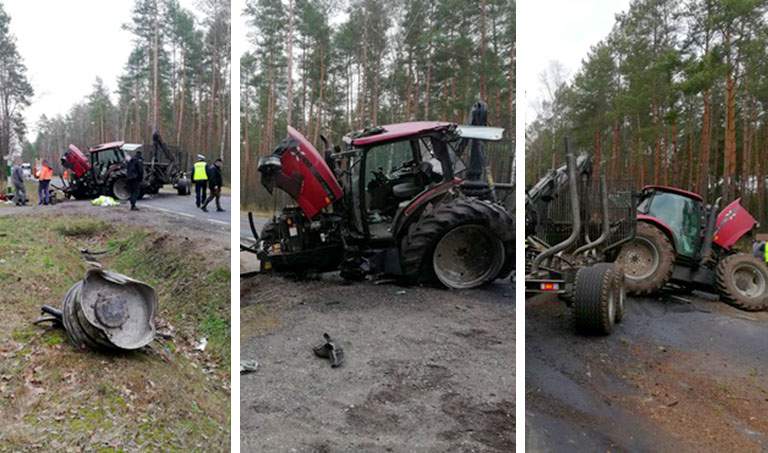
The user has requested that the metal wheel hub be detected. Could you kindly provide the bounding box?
[732,263,767,299]
[621,238,659,280]
[433,224,505,289]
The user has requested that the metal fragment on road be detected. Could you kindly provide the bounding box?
[240,360,259,374]
[313,333,344,368]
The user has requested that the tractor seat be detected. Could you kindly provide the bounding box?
[392,181,423,199]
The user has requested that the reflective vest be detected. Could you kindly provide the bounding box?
[36,165,53,181]
[765,243,768,264]
[193,161,208,181]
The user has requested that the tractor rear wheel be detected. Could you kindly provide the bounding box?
[616,222,674,295]
[573,263,619,335]
[400,197,514,289]
[110,177,131,201]
[715,254,768,311]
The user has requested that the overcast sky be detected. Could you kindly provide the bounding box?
[4,0,202,136]
[522,0,631,122]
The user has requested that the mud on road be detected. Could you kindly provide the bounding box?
[526,292,768,452]
[240,274,515,452]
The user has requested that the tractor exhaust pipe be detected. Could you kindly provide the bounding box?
[532,138,582,272]
[699,197,722,264]
[574,168,610,256]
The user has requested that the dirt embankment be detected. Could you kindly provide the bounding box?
[0,210,231,451]
[241,274,515,452]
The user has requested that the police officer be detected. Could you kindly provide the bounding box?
[192,154,208,208]
[126,151,144,211]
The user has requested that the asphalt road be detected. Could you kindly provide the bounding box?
[526,291,768,451]
[140,187,231,229]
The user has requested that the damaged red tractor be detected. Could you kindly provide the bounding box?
[616,186,768,311]
[60,134,190,201]
[246,121,514,289]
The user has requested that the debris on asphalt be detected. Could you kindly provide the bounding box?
[312,333,344,368]
[240,360,259,374]
[36,268,157,351]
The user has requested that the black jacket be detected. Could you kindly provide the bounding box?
[126,155,144,181]
[206,164,223,189]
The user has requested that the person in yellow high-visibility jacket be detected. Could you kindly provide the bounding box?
[192,154,208,208]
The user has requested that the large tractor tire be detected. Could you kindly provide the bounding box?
[616,222,675,295]
[400,197,514,289]
[715,254,768,311]
[573,263,620,335]
[110,177,131,201]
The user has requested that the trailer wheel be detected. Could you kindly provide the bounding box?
[110,177,131,201]
[573,263,618,335]
[616,222,674,295]
[400,197,514,289]
[613,268,626,323]
[715,254,768,311]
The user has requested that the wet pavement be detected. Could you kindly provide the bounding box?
[526,291,768,451]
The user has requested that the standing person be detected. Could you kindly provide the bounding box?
[126,150,144,211]
[201,159,225,212]
[11,158,27,206]
[33,159,54,205]
[192,154,208,208]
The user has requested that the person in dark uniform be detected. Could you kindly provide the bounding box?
[201,158,225,212]
[126,151,144,211]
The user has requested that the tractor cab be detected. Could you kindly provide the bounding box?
[339,122,461,241]
[88,142,128,180]
[637,186,704,260]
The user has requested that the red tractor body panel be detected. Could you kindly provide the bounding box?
[279,126,343,219]
[714,199,757,250]
[351,121,452,147]
[63,144,91,178]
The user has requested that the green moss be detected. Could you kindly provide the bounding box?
[42,330,65,346]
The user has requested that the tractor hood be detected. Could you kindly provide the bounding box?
[714,198,757,250]
[61,144,91,178]
[258,126,343,219]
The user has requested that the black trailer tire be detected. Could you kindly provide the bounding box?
[110,177,131,201]
[715,254,768,311]
[616,222,674,295]
[400,197,514,289]
[613,268,626,323]
[573,263,617,335]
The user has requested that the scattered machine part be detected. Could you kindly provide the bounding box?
[38,269,158,351]
[313,333,344,368]
[240,360,259,374]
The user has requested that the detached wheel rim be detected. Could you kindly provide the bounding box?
[621,237,660,281]
[433,224,505,289]
[112,179,130,201]
[732,263,767,299]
